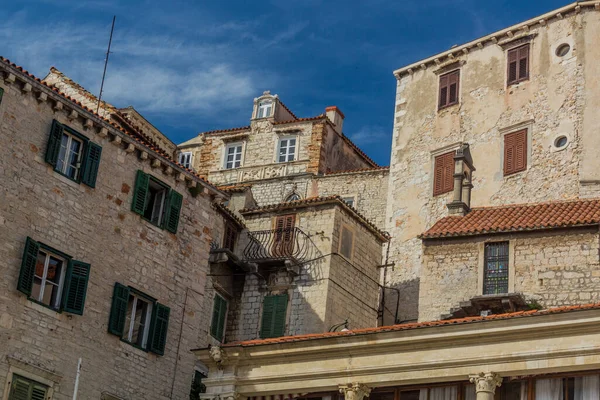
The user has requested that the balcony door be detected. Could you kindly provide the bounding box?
[273,214,296,257]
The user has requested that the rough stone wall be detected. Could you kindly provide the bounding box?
[387,10,599,322]
[314,169,389,229]
[118,107,177,157]
[419,229,600,321]
[0,78,220,400]
[250,176,312,206]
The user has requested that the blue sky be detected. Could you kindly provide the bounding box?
[1,0,569,166]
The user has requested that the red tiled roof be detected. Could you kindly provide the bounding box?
[420,198,600,239]
[221,302,600,347]
[0,56,221,193]
[240,195,389,241]
[213,202,246,229]
[272,114,327,125]
[201,126,251,136]
[323,166,389,176]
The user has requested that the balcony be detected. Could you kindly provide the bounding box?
[243,227,315,265]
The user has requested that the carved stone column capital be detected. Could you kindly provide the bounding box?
[339,383,372,400]
[469,372,502,394]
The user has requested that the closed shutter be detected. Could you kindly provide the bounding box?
[62,260,91,315]
[81,142,102,188]
[438,74,449,108]
[433,152,455,196]
[10,375,48,400]
[439,70,459,109]
[131,170,149,216]
[0,87,4,104]
[223,223,237,252]
[518,44,530,81]
[164,189,183,233]
[108,283,130,336]
[17,237,40,296]
[45,120,64,167]
[149,302,170,355]
[210,294,227,341]
[507,44,529,85]
[260,294,288,338]
[504,129,527,175]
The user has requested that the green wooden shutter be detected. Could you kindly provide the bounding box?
[164,189,183,233]
[272,294,288,337]
[10,375,48,400]
[108,283,130,336]
[260,295,276,338]
[62,260,91,315]
[210,295,227,341]
[131,170,149,216]
[0,87,4,105]
[17,237,40,296]
[149,302,170,355]
[81,141,102,188]
[45,120,63,167]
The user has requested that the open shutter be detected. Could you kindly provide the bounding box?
[108,283,129,336]
[164,189,183,233]
[433,152,454,196]
[433,156,444,196]
[272,294,288,337]
[81,142,102,188]
[443,152,455,193]
[210,295,225,340]
[260,295,276,338]
[149,302,170,355]
[504,134,515,175]
[507,47,518,84]
[18,237,40,296]
[45,120,63,167]
[518,44,529,81]
[131,170,149,216]
[438,74,449,108]
[514,129,527,172]
[62,260,91,315]
[448,71,459,105]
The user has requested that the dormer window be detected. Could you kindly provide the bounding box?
[257,100,273,118]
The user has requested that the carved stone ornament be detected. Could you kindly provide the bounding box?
[469,372,502,393]
[209,345,227,367]
[339,383,372,400]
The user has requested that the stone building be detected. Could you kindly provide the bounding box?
[196,3,600,400]
[0,57,231,399]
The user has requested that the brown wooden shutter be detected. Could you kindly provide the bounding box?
[223,222,237,252]
[433,151,455,196]
[273,214,296,257]
[439,74,449,108]
[504,129,527,175]
[507,44,529,85]
[507,47,518,84]
[518,44,529,81]
[448,70,459,105]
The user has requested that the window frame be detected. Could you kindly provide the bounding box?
[223,142,243,170]
[56,129,85,181]
[438,69,460,110]
[507,43,530,86]
[131,170,183,233]
[223,222,238,252]
[483,241,510,295]
[257,100,273,118]
[210,293,228,342]
[342,196,356,208]
[277,136,297,163]
[122,290,154,350]
[145,177,170,227]
[178,151,193,170]
[8,374,49,400]
[31,247,68,311]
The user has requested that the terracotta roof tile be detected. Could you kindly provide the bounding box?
[201,126,251,136]
[272,114,327,125]
[213,202,246,229]
[240,195,389,241]
[420,198,600,239]
[0,56,221,193]
[222,302,600,347]
[324,166,389,176]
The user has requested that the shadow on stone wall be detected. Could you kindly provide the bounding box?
[382,278,420,324]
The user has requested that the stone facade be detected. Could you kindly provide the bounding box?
[386,6,600,322]
[0,61,224,399]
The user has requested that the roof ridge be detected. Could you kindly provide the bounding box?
[471,197,600,211]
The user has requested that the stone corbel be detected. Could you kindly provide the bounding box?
[111,136,122,146]
[5,73,16,83]
[84,119,94,130]
[99,127,109,137]
[68,110,78,120]
[37,92,48,102]
[469,372,502,397]
[53,101,63,111]
[22,83,32,93]
[339,383,372,400]
[151,159,161,168]
[125,143,135,153]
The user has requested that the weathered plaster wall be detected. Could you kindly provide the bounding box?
[0,78,220,399]
[387,10,599,322]
[420,229,600,321]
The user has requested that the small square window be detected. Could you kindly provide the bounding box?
[143,179,169,226]
[342,196,355,207]
[122,292,153,349]
[257,100,273,118]
[178,151,193,169]
[277,137,296,163]
[224,143,243,169]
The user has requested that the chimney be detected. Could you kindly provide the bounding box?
[447,143,475,216]
[325,106,345,134]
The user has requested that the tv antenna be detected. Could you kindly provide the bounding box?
[97,16,116,114]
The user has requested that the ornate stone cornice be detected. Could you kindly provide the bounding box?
[469,372,503,393]
[339,383,372,400]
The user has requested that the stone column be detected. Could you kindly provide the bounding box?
[469,372,502,400]
[339,383,372,400]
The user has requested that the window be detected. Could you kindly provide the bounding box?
[438,70,460,109]
[223,222,237,252]
[210,294,228,341]
[224,143,243,169]
[277,136,296,163]
[190,370,207,400]
[273,214,296,257]
[507,44,530,85]
[285,193,301,202]
[131,170,183,233]
[9,374,48,400]
[342,196,355,207]
[556,43,570,57]
[45,120,102,187]
[483,242,509,295]
[257,100,273,118]
[17,237,90,314]
[339,226,354,260]
[108,283,170,355]
[504,129,527,176]
[433,151,455,196]
[178,151,193,169]
[260,294,288,338]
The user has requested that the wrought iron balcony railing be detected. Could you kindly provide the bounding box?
[243,227,314,263]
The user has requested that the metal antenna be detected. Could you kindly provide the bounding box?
[97,16,116,114]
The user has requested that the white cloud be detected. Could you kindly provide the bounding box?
[349,125,390,146]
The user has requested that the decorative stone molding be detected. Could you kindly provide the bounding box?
[68,110,78,120]
[22,83,32,92]
[5,73,16,83]
[99,127,109,137]
[125,144,135,153]
[469,372,502,394]
[84,119,94,129]
[339,383,372,400]
[432,60,466,76]
[53,101,63,111]
[498,33,538,49]
[37,92,48,102]
[209,345,228,368]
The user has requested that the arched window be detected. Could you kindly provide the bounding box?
[286,193,301,202]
